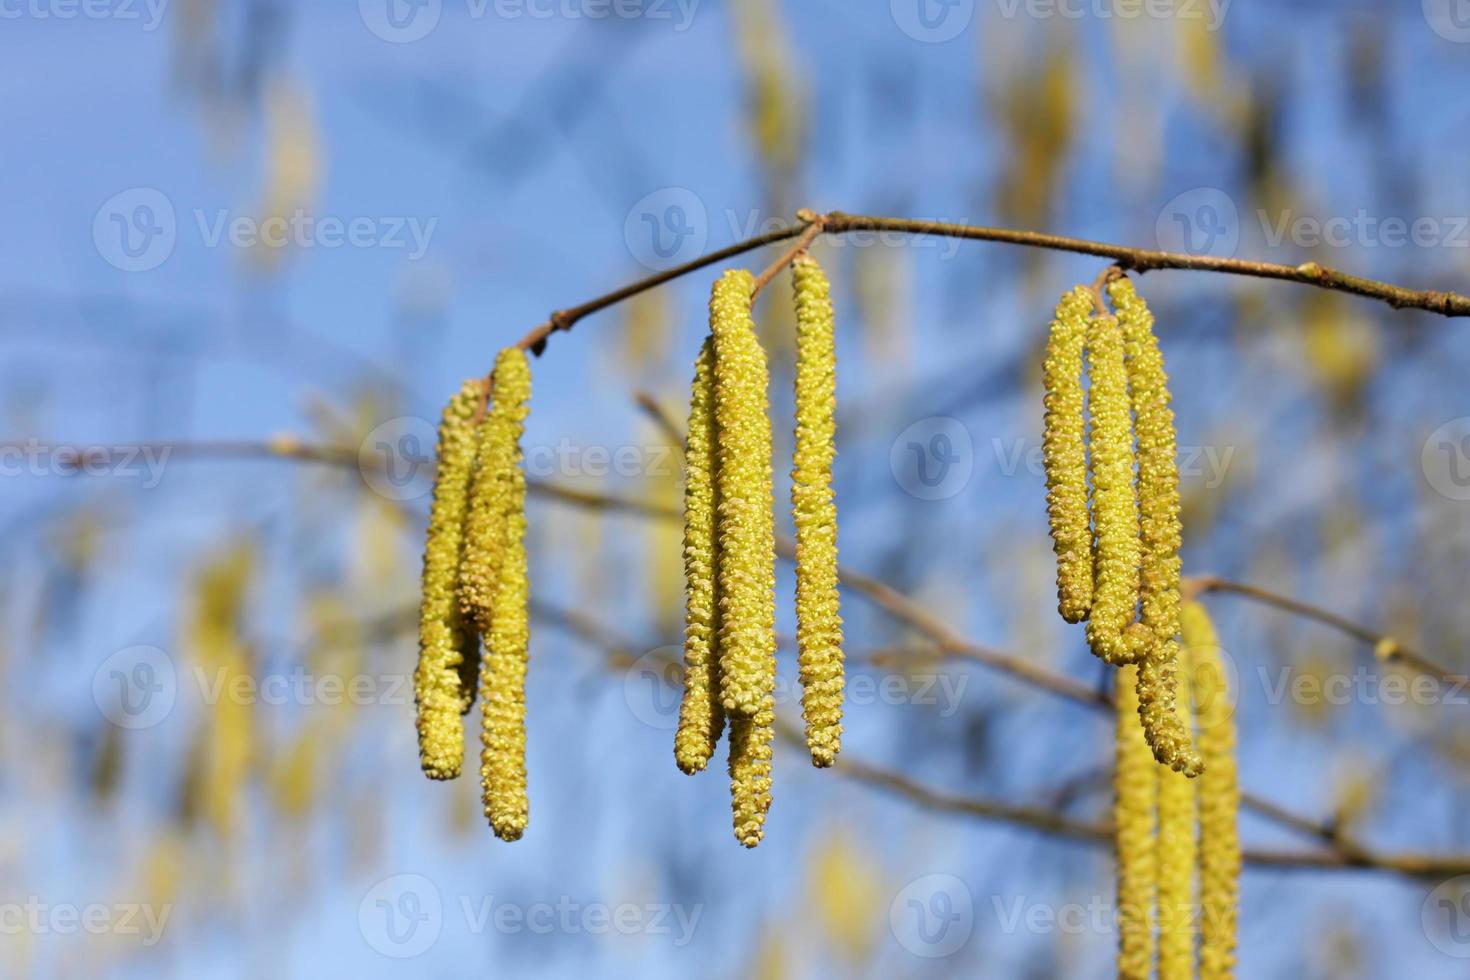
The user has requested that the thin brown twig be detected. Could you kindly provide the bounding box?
[512,210,1470,357]
[1188,574,1461,685]
[750,210,826,301]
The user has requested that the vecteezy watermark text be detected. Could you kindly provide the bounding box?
[358,875,702,958]
[0,898,171,946]
[1,441,171,488]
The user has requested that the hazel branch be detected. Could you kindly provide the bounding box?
[513,210,1470,357]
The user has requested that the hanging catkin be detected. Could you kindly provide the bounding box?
[1042,286,1095,624]
[415,377,485,780]
[675,336,726,775]
[459,378,513,637]
[1183,600,1240,980]
[1110,276,1203,776]
[1155,662,1199,980]
[1110,277,1183,647]
[1114,663,1157,980]
[709,268,777,847]
[709,269,778,718]
[1084,312,1142,665]
[790,254,844,768]
[475,348,533,842]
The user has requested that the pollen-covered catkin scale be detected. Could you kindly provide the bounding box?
[415,377,486,780]
[1084,312,1142,665]
[790,255,844,768]
[1183,600,1240,980]
[1156,652,1199,980]
[709,269,777,720]
[675,336,726,775]
[1043,286,1094,624]
[1114,664,1157,980]
[1109,277,1182,644]
[476,348,532,842]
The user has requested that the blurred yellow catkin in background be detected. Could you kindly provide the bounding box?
[1183,601,1240,980]
[1115,663,1158,980]
[185,543,256,847]
[1155,678,1198,980]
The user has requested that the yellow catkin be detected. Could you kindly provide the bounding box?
[1156,660,1199,980]
[459,372,515,636]
[1084,312,1142,665]
[1114,664,1157,980]
[791,255,844,768]
[475,348,532,842]
[709,269,778,718]
[675,336,726,775]
[1137,642,1205,777]
[1182,600,1240,980]
[708,269,777,846]
[1110,277,1203,776]
[1042,286,1095,624]
[415,377,486,780]
[1110,277,1182,646]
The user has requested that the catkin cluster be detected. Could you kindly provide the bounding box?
[412,347,534,843]
[1040,277,1201,776]
[674,258,845,846]
[1112,600,1241,980]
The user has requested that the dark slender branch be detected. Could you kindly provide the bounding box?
[1189,575,1460,685]
[513,209,1470,357]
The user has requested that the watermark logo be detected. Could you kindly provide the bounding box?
[1423,876,1470,957]
[94,188,176,272]
[95,189,437,271]
[1155,187,1239,258]
[93,645,177,729]
[891,417,974,500]
[1422,418,1470,501]
[1425,0,1470,42]
[360,874,444,958]
[890,874,974,958]
[625,187,708,270]
[891,0,974,42]
[623,647,686,732]
[359,416,438,502]
[1189,641,1239,725]
[359,0,442,41]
